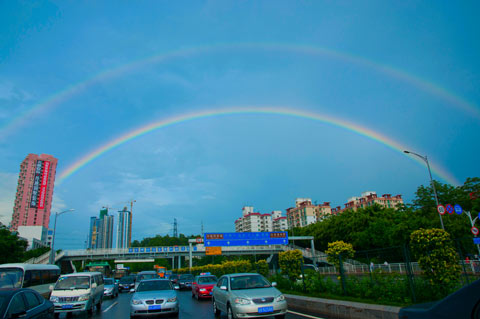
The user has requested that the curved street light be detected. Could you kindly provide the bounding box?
[49,209,75,264]
[404,150,444,230]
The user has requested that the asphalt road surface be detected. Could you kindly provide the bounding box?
[54,290,330,319]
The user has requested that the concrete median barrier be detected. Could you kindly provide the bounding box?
[285,294,401,319]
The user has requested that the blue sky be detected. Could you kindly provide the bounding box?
[0,1,479,249]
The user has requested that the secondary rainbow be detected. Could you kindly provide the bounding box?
[3,43,479,137]
[57,106,459,186]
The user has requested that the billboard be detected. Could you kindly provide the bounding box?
[38,161,50,209]
[29,160,43,208]
[203,232,289,246]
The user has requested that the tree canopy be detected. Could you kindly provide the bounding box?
[292,177,479,257]
[0,224,28,264]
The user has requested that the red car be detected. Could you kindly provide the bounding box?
[191,274,218,299]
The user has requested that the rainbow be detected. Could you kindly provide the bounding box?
[2,43,479,137]
[57,106,459,186]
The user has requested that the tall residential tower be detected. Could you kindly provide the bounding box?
[88,208,114,249]
[10,154,58,231]
[116,207,131,249]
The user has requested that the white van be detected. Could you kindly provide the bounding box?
[49,272,104,317]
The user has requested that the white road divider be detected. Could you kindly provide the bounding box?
[102,301,118,313]
[288,310,326,319]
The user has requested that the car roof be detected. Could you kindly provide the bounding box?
[0,264,60,271]
[138,279,170,282]
[137,271,157,274]
[0,288,39,297]
[60,272,102,277]
[225,273,262,277]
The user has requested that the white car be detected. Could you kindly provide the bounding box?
[212,273,287,319]
[49,272,104,317]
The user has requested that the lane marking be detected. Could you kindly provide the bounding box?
[288,310,326,319]
[102,301,118,313]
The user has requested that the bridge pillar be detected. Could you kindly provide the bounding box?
[189,243,192,269]
[178,255,181,269]
[311,239,316,265]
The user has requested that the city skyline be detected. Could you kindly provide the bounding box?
[0,1,478,249]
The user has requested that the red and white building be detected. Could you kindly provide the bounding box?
[331,191,404,214]
[10,154,58,248]
[272,211,288,231]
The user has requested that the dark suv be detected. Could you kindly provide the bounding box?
[178,274,194,290]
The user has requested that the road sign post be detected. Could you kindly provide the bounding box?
[437,205,445,215]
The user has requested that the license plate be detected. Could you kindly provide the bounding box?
[209,292,212,295]
[148,305,161,310]
[258,306,274,313]
[61,305,73,309]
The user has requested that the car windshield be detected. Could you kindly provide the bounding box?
[104,279,114,285]
[197,276,217,284]
[179,275,193,281]
[230,275,271,290]
[55,276,90,290]
[136,280,171,292]
[120,277,134,284]
[138,274,157,281]
[0,268,23,288]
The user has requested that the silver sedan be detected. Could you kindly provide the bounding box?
[212,273,287,319]
[130,279,179,318]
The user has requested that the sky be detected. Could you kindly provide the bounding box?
[0,1,479,250]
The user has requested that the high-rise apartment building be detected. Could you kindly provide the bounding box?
[88,208,114,249]
[272,211,288,231]
[331,191,404,214]
[116,207,132,249]
[286,198,332,228]
[10,154,58,231]
[235,207,287,232]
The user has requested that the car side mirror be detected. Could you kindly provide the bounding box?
[10,310,27,319]
[271,282,277,287]
[92,283,97,289]
[220,285,227,291]
[129,288,135,293]
[49,285,54,291]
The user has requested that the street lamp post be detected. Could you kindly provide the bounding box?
[404,150,445,230]
[49,209,75,264]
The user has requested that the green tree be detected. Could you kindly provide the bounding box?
[254,260,269,277]
[325,241,355,269]
[23,246,50,262]
[279,250,302,280]
[0,224,28,264]
[410,228,461,296]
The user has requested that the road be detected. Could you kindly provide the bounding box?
[54,290,330,319]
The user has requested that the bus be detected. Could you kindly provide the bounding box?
[0,264,60,298]
[85,262,112,277]
[154,265,167,278]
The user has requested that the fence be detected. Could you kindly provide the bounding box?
[272,238,480,306]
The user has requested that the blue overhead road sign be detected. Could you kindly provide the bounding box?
[204,232,288,247]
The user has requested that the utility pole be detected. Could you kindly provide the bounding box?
[173,218,178,238]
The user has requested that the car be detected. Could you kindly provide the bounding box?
[118,275,136,293]
[103,278,119,298]
[169,274,179,285]
[191,274,217,300]
[130,279,179,318]
[49,272,104,317]
[0,288,55,319]
[302,264,319,272]
[134,271,158,290]
[178,274,194,290]
[212,273,287,319]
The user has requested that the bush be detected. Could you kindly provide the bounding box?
[410,228,461,296]
[254,260,269,277]
[325,241,355,269]
[279,250,302,280]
